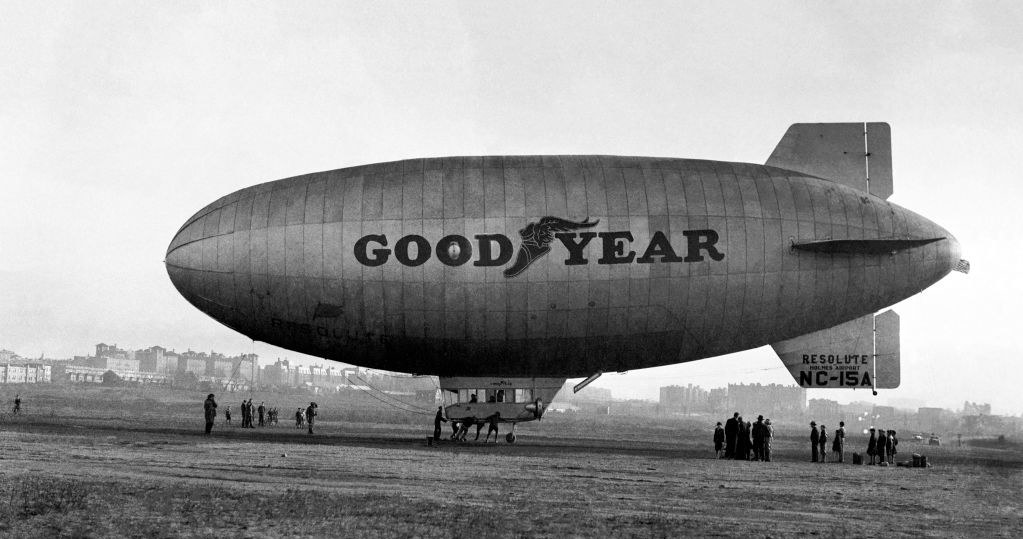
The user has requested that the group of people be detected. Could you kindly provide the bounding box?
[202,394,318,435]
[809,421,846,462]
[865,427,899,465]
[713,415,878,465]
[434,407,502,443]
[714,412,774,461]
[229,399,281,428]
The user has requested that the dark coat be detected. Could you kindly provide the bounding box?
[204,397,217,422]
[810,426,820,444]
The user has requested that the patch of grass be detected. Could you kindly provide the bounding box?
[1,476,90,519]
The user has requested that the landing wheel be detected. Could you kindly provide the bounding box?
[506,433,516,443]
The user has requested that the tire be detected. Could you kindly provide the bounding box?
[506,433,516,443]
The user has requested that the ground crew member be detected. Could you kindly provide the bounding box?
[810,421,820,462]
[295,408,304,428]
[305,402,317,434]
[818,424,829,463]
[763,419,773,462]
[225,405,232,425]
[833,422,845,462]
[713,422,725,458]
[258,402,266,427]
[433,406,447,441]
[484,412,501,443]
[724,412,739,458]
[12,394,21,414]
[204,394,218,435]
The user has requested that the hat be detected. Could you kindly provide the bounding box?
[757,415,763,421]
[810,421,816,426]
[716,422,722,426]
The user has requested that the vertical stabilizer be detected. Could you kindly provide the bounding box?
[771,310,900,389]
[766,122,893,199]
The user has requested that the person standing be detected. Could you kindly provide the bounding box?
[752,416,766,461]
[247,400,256,428]
[810,421,820,462]
[295,408,304,428]
[305,402,317,434]
[484,412,501,443]
[724,413,740,458]
[763,419,774,462]
[876,428,888,465]
[887,430,897,465]
[833,422,845,463]
[735,418,750,460]
[203,394,218,435]
[12,394,21,414]
[433,406,448,441]
[818,425,829,463]
[713,422,725,458]
[867,427,877,465]
[225,405,232,425]
[258,402,266,427]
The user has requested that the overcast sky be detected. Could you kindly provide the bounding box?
[2,2,1021,414]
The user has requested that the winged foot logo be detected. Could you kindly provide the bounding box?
[352,216,724,278]
[503,217,599,277]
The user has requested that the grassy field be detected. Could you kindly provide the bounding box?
[0,385,1020,538]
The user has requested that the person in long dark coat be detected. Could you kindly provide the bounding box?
[724,412,740,458]
[203,394,218,435]
[735,418,750,460]
[876,428,888,464]
[763,419,774,462]
[810,421,820,462]
[833,422,845,463]
[867,427,877,464]
[818,425,829,463]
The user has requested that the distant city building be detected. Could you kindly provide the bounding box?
[0,364,51,384]
[727,383,806,417]
[808,398,842,421]
[659,384,710,414]
[136,346,171,374]
[962,401,991,415]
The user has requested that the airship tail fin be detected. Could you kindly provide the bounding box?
[771,310,900,390]
[766,122,893,200]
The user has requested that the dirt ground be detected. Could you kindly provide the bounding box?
[0,388,1020,538]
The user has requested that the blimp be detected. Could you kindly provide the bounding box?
[166,123,967,441]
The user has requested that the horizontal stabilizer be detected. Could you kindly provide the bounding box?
[772,310,900,390]
[766,122,893,199]
[792,237,943,255]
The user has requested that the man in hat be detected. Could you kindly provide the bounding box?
[203,393,218,435]
[810,421,820,462]
[305,402,317,434]
[752,415,766,461]
[713,422,725,458]
[763,419,774,462]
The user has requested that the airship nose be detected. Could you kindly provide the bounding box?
[164,209,212,305]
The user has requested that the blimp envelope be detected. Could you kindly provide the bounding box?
[772,310,899,389]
